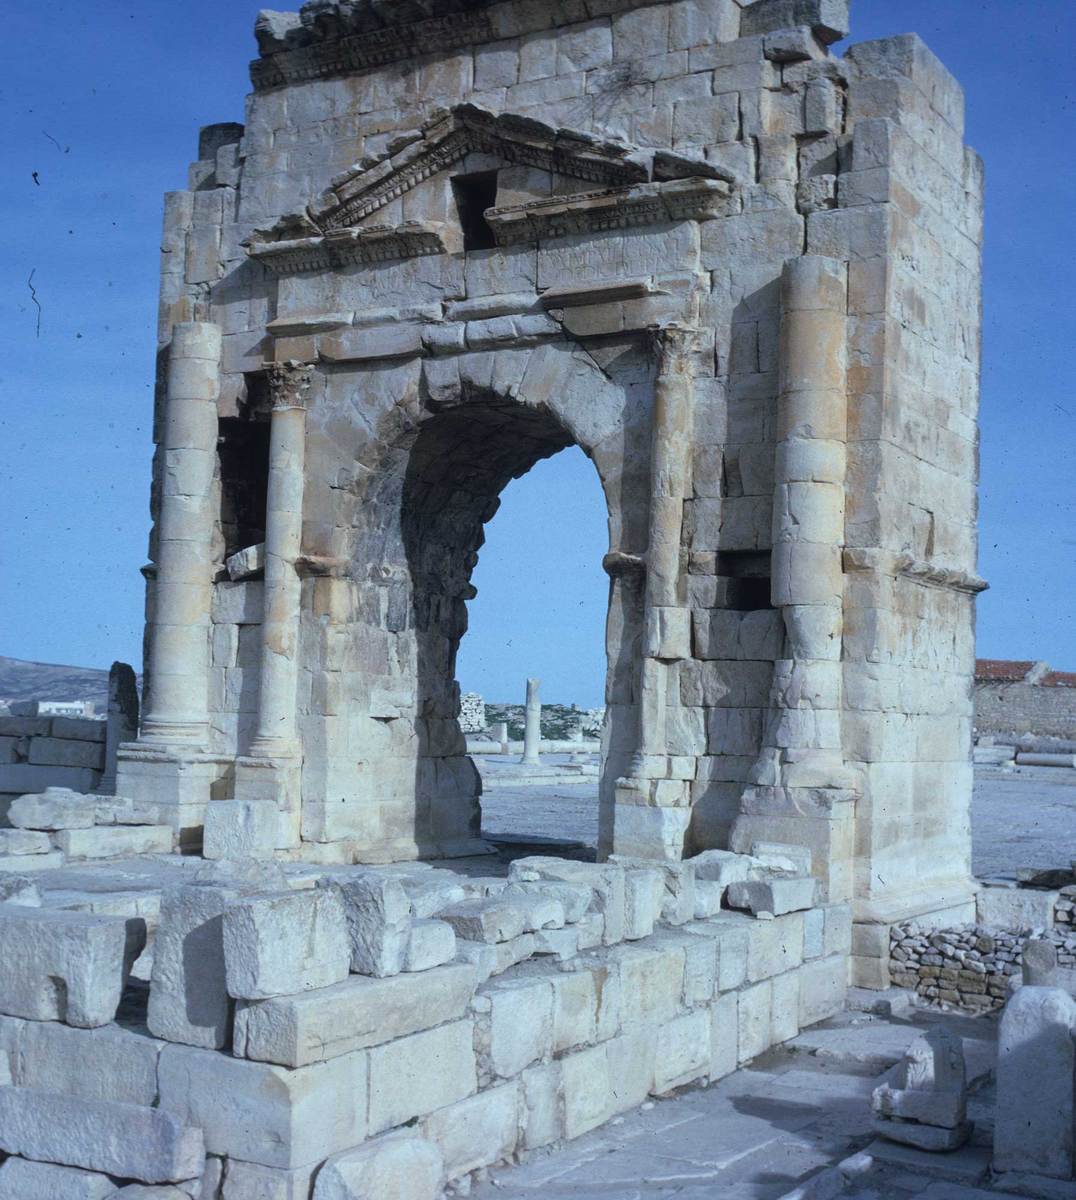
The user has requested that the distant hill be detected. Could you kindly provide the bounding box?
[0,656,138,711]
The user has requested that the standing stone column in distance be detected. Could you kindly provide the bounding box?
[247,361,314,760]
[520,679,542,765]
[140,322,221,749]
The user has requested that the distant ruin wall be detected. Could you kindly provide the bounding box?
[0,716,106,821]
[975,661,1076,740]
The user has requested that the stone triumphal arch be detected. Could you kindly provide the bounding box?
[116,0,987,985]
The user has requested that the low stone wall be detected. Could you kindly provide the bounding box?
[0,853,849,1195]
[0,715,106,820]
[889,923,1076,1012]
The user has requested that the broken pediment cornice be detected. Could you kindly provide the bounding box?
[244,104,736,270]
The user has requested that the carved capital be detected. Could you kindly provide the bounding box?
[649,324,697,378]
[266,360,315,411]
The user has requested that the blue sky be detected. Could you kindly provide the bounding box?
[1,1,1073,710]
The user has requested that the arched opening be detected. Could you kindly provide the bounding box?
[456,444,608,854]
[399,394,606,857]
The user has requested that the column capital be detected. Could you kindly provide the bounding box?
[648,324,697,377]
[266,360,315,411]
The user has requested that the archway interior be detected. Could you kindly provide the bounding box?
[399,393,601,850]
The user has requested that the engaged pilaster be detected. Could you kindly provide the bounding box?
[731,257,856,901]
[140,321,221,748]
[613,324,696,860]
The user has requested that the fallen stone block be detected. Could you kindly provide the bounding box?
[871,1026,969,1150]
[0,906,145,1027]
[437,897,527,944]
[690,849,759,888]
[93,797,163,826]
[223,888,350,999]
[396,871,467,918]
[234,962,478,1067]
[996,985,1076,1179]
[329,874,411,977]
[509,858,626,945]
[610,856,697,926]
[158,1042,366,1169]
[694,880,724,918]
[149,882,244,1049]
[620,865,665,940]
[727,876,818,916]
[0,875,42,905]
[313,1135,443,1200]
[8,786,95,830]
[404,919,457,971]
[752,841,813,876]
[455,938,498,981]
[502,880,592,923]
[0,1086,204,1183]
[55,825,173,859]
[493,932,538,973]
[0,828,51,856]
[533,926,580,960]
[0,1156,116,1200]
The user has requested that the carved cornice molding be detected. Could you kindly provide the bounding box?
[486,178,731,246]
[267,360,316,410]
[248,223,447,275]
[842,548,989,595]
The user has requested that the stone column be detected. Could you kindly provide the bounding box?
[614,325,696,859]
[140,321,220,748]
[521,678,542,765]
[731,257,856,900]
[248,360,314,759]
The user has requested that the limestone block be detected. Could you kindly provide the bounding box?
[8,786,95,830]
[421,1083,518,1179]
[620,865,665,940]
[149,882,245,1049]
[654,1009,711,1092]
[367,1020,477,1134]
[803,907,825,959]
[158,1043,366,1169]
[330,874,412,977]
[223,888,350,999]
[799,954,846,1026]
[56,825,173,859]
[727,877,819,917]
[691,849,760,888]
[220,1160,317,1200]
[0,1157,116,1199]
[397,873,467,918]
[313,1135,443,1200]
[492,932,537,973]
[709,991,738,1081]
[502,880,592,924]
[872,1027,966,1131]
[616,943,685,1029]
[404,919,457,971]
[0,1086,204,1183]
[611,804,691,863]
[0,875,41,905]
[0,828,50,856]
[606,1029,655,1115]
[0,906,145,1027]
[611,856,697,926]
[94,797,167,826]
[14,1019,161,1106]
[747,912,805,981]
[437,897,527,944]
[234,963,478,1068]
[995,986,1076,1179]
[203,799,278,861]
[533,925,580,961]
[771,970,801,1044]
[487,976,554,1078]
[738,980,773,1064]
[752,842,813,875]
[105,1187,191,1199]
[561,1043,613,1138]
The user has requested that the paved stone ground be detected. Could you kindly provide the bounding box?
[467,1007,1002,1200]
[479,761,1076,877]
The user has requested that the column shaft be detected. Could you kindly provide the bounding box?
[141,322,221,747]
[248,362,313,758]
[521,678,541,765]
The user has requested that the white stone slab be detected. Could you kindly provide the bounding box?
[55,825,173,859]
[223,888,350,999]
[7,786,95,830]
[0,1085,204,1183]
[0,906,145,1027]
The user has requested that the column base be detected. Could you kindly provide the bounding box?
[731,785,857,904]
[115,744,230,851]
[233,755,303,850]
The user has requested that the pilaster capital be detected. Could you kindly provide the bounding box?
[648,324,697,377]
[266,360,315,411]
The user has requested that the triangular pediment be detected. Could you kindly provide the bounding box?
[245,104,735,273]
